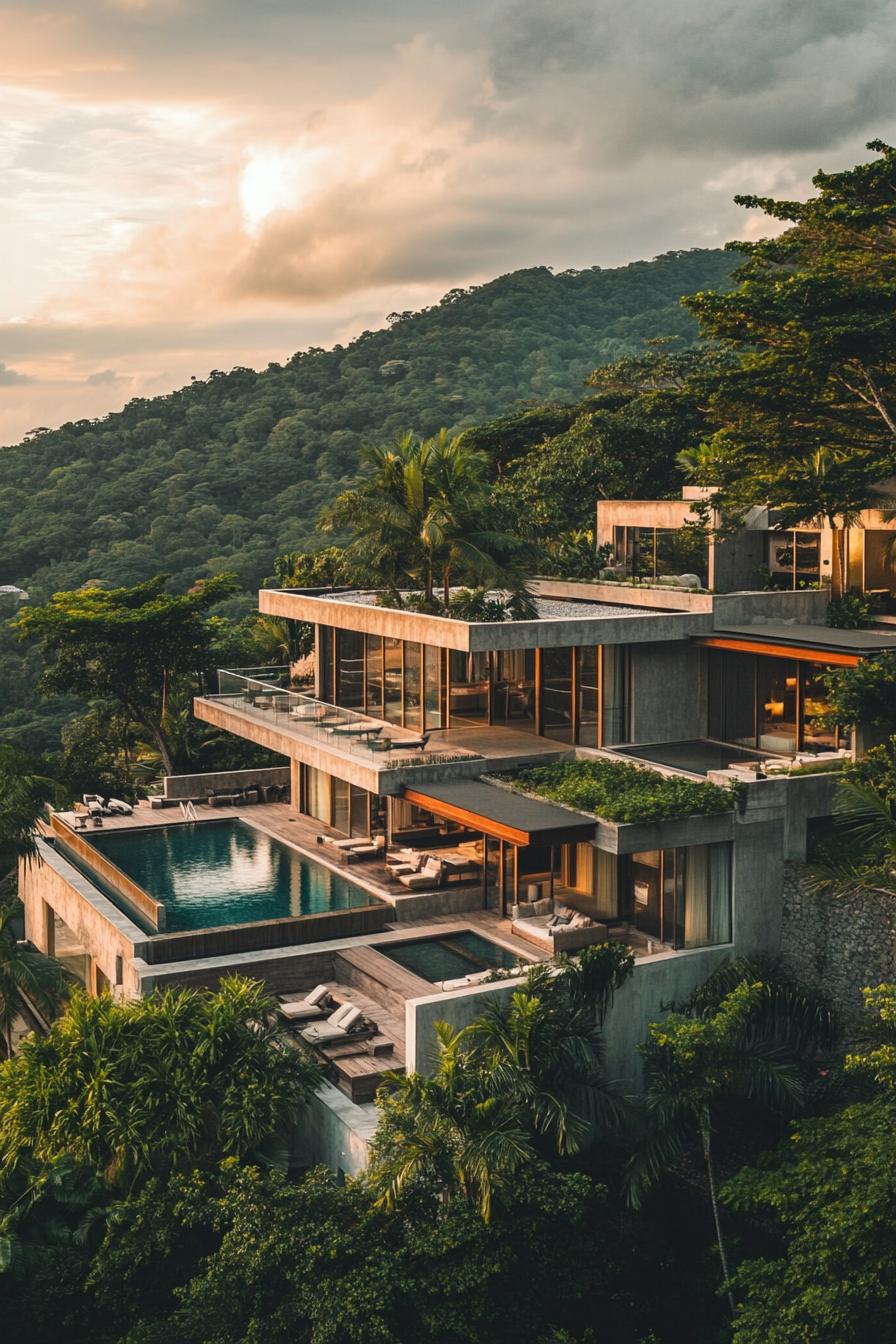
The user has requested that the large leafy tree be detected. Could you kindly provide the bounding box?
[724,983,896,1342]
[14,573,237,776]
[491,349,704,543]
[79,1160,621,1344]
[628,962,837,1314]
[0,977,320,1187]
[683,140,896,593]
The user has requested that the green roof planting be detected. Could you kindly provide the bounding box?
[499,758,737,824]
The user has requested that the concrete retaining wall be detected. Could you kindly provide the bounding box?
[163,766,290,800]
[296,1082,379,1178]
[21,841,150,998]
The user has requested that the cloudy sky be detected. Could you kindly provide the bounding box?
[0,0,894,444]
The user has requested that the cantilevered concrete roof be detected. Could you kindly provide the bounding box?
[402,779,596,846]
[698,623,896,666]
[260,587,712,652]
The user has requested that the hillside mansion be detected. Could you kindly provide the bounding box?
[21,486,896,1172]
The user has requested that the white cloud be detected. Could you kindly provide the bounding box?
[0,0,894,441]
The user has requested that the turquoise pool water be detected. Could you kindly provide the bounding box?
[87,821,376,932]
[377,931,523,982]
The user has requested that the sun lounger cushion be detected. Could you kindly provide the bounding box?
[301,1003,364,1044]
[280,984,331,1020]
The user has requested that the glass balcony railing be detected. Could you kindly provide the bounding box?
[203,669,480,769]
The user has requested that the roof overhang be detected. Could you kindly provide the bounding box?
[259,587,710,651]
[402,779,596,847]
[696,635,861,666]
[695,622,896,666]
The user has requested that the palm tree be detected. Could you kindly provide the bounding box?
[627,963,837,1316]
[0,899,75,1058]
[806,780,896,900]
[321,429,531,607]
[369,1022,535,1222]
[0,747,57,885]
[368,947,634,1219]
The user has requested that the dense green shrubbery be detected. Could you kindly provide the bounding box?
[505,758,736,822]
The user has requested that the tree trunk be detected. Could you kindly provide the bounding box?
[147,721,175,778]
[829,521,845,598]
[702,1124,735,1318]
[443,566,451,607]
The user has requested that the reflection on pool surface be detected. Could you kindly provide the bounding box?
[610,738,771,776]
[87,820,376,932]
[377,930,524,983]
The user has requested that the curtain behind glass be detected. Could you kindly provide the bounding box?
[709,843,732,944]
[683,843,710,947]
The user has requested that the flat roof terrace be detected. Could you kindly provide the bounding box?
[258,586,713,651]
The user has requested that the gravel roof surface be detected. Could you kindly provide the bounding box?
[322,589,653,620]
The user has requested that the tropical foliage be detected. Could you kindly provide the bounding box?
[724,983,896,1342]
[821,652,896,730]
[368,948,634,1220]
[629,960,837,1314]
[321,429,531,607]
[0,978,321,1186]
[0,899,75,1059]
[682,140,896,593]
[504,758,736,823]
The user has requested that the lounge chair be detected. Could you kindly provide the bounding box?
[107,798,133,816]
[390,732,430,753]
[301,1003,364,1045]
[386,851,425,878]
[279,984,332,1022]
[398,857,444,890]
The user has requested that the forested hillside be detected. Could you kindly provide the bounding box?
[0,248,733,751]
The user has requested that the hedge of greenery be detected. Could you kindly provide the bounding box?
[503,759,736,823]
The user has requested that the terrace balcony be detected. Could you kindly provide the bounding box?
[194,668,490,794]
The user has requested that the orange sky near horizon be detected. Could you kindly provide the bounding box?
[1,0,894,445]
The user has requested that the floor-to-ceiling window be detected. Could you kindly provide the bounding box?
[365,634,383,718]
[448,650,490,724]
[614,525,709,587]
[541,647,574,742]
[766,530,821,589]
[757,657,799,755]
[623,843,731,948]
[708,648,848,753]
[423,643,444,729]
[600,645,628,746]
[383,637,403,725]
[327,633,629,740]
[336,630,364,710]
[299,765,371,836]
[492,649,537,731]
[403,641,422,732]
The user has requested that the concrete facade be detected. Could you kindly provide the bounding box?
[164,766,290,800]
[22,840,151,998]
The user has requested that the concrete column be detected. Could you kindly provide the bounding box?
[43,901,55,958]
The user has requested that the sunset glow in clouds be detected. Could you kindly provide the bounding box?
[1,0,895,443]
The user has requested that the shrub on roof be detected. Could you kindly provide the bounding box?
[503,759,736,824]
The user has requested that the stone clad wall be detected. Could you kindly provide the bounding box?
[780,862,896,1020]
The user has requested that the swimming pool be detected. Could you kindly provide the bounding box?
[376,930,525,983]
[86,820,377,932]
